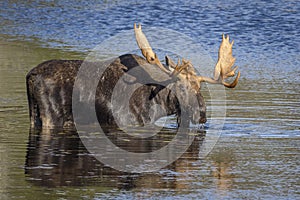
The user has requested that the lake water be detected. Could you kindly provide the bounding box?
[0,0,299,199]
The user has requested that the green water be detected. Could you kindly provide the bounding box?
[0,37,83,199]
[0,35,299,199]
[1,0,300,198]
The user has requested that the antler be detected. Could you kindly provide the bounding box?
[134,23,192,77]
[134,23,170,74]
[133,24,240,88]
[198,34,240,88]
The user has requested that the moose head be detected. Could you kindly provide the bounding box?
[128,23,240,125]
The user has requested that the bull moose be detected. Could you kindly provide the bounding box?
[26,24,240,129]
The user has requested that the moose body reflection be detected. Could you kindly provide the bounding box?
[26,24,240,129]
[25,128,205,188]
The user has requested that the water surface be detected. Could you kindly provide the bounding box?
[0,0,299,199]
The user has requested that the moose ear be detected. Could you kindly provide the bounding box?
[165,56,169,66]
[165,55,176,69]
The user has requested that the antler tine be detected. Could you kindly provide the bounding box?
[165,55,195,78]
[222,70,240,88]
[134,23,170,74]
[170,59,190,77]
